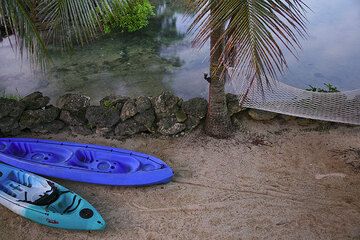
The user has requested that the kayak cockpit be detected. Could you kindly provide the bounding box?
[0,170,82,215]
[0,170,55,204]
[67,149,143,173]
[0,141,73,164]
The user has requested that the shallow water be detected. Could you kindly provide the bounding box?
[281,0,360,91]
[0,0,359,102]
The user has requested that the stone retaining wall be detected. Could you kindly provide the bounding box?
[0,91,341,138]
[0,91,212,137]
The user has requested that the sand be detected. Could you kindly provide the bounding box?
[0,118,359,240]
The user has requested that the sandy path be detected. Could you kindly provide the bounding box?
[0,119,359,240]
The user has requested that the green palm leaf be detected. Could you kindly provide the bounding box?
[0,0,47,68]
[0,0,128,67]
[38,0,128,49]
[189,0,308,91]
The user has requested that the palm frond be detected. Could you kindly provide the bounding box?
[38,0,128,49]
[189,0,309,91]
[0,0,129,67]
[0,0,48,68]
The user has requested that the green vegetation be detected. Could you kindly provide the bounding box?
[86,123,96,130]
[0,0,154,67]
[103,0,155,33]
[0,89,22,100]
[306,83,340,93]
[102,100,114,109]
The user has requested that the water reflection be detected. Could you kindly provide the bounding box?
[280,0,360,90]
[0,0,188,101]
[0,0,359,101]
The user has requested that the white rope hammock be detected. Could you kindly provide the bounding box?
[227,68,360,125]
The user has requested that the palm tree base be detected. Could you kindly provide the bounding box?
[205,113,233,139]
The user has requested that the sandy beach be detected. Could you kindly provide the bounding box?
[1,118,359,240]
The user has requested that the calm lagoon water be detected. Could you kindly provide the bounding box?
[0,0,359,102]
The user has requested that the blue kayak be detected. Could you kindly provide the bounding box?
[0,163,105,230]
[0,138,173,186]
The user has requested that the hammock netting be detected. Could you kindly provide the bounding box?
[227,69,360,125]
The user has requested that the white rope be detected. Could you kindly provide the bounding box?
[227,68,360,125]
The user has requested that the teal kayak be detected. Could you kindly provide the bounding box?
[0,163,105,230]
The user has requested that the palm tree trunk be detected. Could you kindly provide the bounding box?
[205,10,233,138]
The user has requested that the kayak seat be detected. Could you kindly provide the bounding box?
[3,142,73,164]
[1,171,55,204]
[68,149,141,173]
[47,193,80,214]
[0,170,35,199]
[0,183,17,198]
[8,170,34,188]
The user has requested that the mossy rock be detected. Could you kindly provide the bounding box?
[176,110,187,123]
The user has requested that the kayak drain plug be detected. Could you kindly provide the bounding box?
[79,208,94,219]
